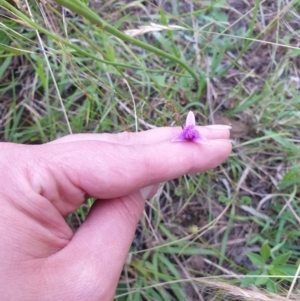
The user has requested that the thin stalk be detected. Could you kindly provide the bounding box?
[0,1,156,71]
[52,0,198,80]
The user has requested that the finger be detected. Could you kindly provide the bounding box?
[49,126,230,146]
[57,192,144,300]
[35,139,231,215]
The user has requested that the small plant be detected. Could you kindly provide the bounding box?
[242,242,298,293]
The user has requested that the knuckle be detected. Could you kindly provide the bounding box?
[112,131,134,144]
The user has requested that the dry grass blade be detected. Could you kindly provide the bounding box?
[195,279,298,301]
[124,22,186,37]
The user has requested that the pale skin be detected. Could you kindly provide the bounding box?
[0,126,231,300]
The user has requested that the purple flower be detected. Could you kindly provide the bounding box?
[172,111,208,144]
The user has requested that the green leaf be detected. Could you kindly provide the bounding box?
[266,279,277,293]
[255,275,269,286]
[271,252,292,267]
[241,270,260,287]
[264,130,298,153]
[279,167,300,190]
[268,268,288,277]
[0,56,12,78]
[240,196,252,205]
[260,243,271,261]
[245,252,265,267]
[277,264,298,277]
[218,194,231,204]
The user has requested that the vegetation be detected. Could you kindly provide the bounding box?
[1,0,300,299]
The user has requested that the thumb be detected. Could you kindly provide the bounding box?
[61,191,146,299]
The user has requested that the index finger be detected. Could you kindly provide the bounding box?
[49,126,230,145]
[34,137,232,215]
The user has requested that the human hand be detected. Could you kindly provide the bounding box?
[0,126,231,300]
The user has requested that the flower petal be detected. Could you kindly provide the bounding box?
[171,132,188,142]
[193,135,208,144]
[185,111,196,127]
[172,111,208,144]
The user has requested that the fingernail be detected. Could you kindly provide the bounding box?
[204,124,232,130]
[140,185,154,199]
[213,138,236,144]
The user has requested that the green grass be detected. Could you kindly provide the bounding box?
[1,0,300,300]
